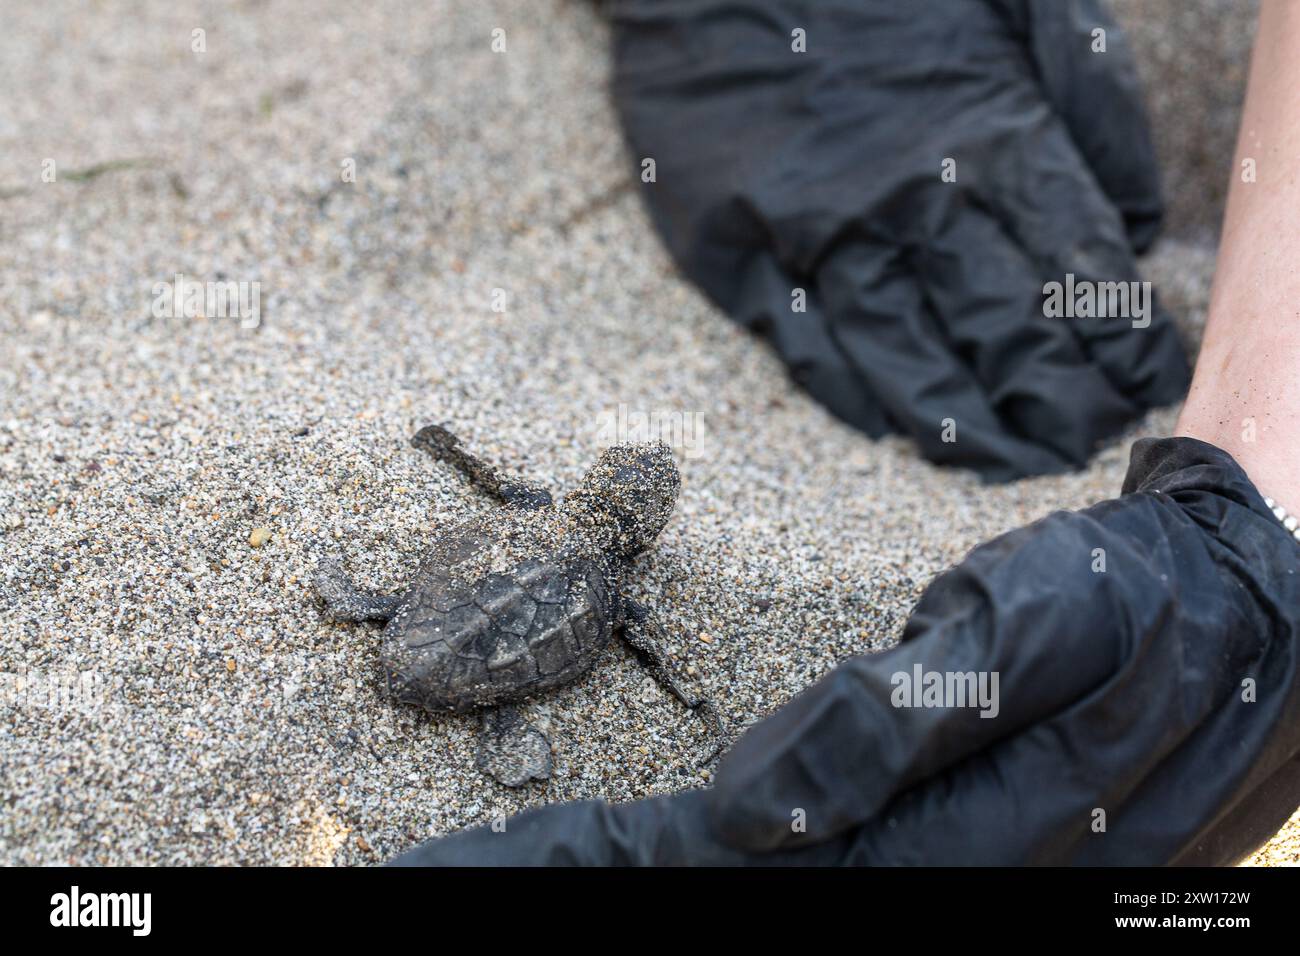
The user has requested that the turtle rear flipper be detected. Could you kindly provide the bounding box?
[315,558,405,622]
[476,705,553,787]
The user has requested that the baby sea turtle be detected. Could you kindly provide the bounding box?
[315,424,723,786]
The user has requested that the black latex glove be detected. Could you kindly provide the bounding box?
[392,438,1300,865]
[609,0,1191,481]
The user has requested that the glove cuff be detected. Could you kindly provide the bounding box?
[1124,436,1296,545]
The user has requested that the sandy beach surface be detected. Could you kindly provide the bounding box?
[1,0,1293,865]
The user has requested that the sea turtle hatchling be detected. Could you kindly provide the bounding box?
[315,424,724,786]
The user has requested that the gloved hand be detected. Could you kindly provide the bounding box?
[392,438,1300,865]
[608,0,1191,481]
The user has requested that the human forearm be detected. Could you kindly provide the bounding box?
[1176,0,1300,514]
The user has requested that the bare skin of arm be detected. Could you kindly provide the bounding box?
[1176,0,1300,514]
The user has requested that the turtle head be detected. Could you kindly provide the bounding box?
[567,441,680,557]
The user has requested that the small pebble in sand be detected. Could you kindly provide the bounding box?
[248,527,272,548]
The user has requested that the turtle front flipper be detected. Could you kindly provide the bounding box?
[476,705,553,787]
[619,599,728,766]
[315,558,405,622]
[411,424,553,510]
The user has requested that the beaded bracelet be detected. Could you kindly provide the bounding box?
[1262,496,1300,543]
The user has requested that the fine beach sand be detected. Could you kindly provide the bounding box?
[1,0,1293,865]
